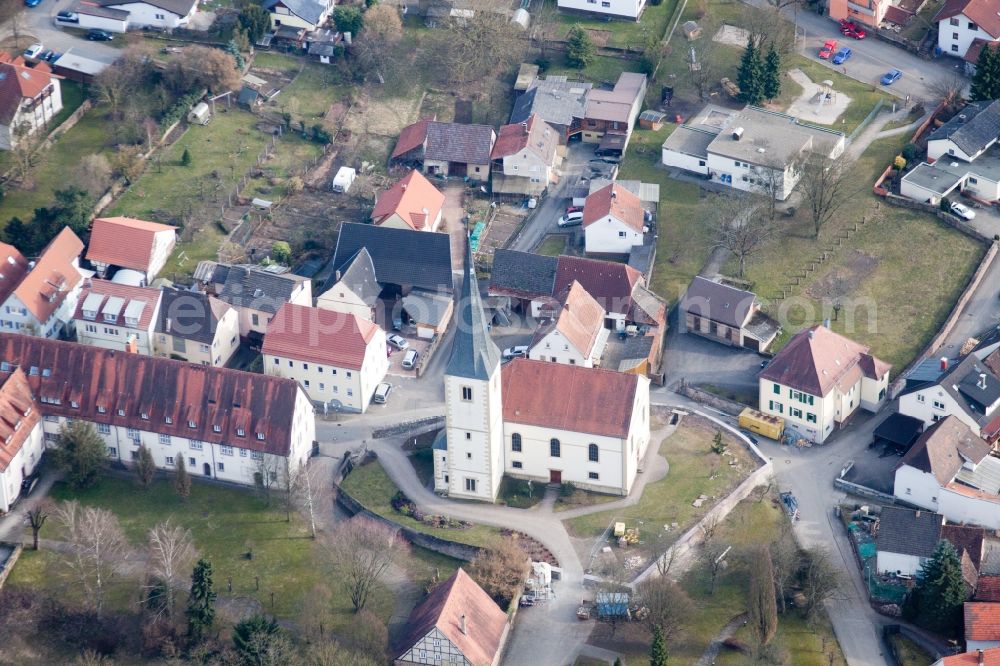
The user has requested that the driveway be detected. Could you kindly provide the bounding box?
[442,185,467,273]
[9,3,121,64]
[507,141,596,254]
[662,308,765,391]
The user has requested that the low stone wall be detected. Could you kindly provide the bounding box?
[372,415,445,440]
[677,382,747,417]
[0,542,23,590]
[335,482,482,562]
[833,478,897,504]
[632,409,773,586]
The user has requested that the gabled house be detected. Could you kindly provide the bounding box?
[876,506,946,576]
[510,77,591,143]
[557,0,646,20]
[154,287,240,367]
[98,0,199,29]
[390,120,496,182]
[86,216,177,282]
[0,333,315,487]
[581,72,646,148]
[316,247,381,322]
[935,0,1000,61]
[582,182,646,256]
[74,279,162,356]
[681,276,781,352]
[0,52,63,151]
[490,114,560,197]
[662,105,846,201]
[964,40,1000,75]
[0,227,88,339]
[931,647,1000,666]
[263,303,389,413]
[0,367,44,513]
[197,262,312,339]
[528,280,608,368]
[827,0,891,28]
[898,348,1000,442]
[371,170,446,232]
[965,603,1000,652]
[262,0,334,30]
[758,324,890,443]
[394,568,509,666]
[894,415,1000,530]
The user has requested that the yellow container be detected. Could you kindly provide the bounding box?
[738,407,785,440]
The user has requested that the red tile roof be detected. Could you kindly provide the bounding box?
[0,367,40,473]
[942,523,986,570]
[759,325,890,397]
[935,0,1000,38]
[501,357,641,438]
[965,38,1000,64]
[0,333,302,455]
[73,279,161,331]
[977,576,1000,602]
[12,227,85,324]
[86,216,177,273]
[262,303,380,370]
[396,568,507,666]
[0,51,59,124]
[966,602,1000,641]
[490,113,557,163]
[391,117,433,160]
[940,647,1000,666]
[370,170,445,231]
[583,182,644,233]
[898,416,991,486]
[532,280,606,358]
[0,243,29,306]
[554,255,641,317]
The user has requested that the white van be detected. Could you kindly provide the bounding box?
[373,382,392,404]
[402,349,418,370]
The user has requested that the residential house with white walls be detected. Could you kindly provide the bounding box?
[0,228,89,339]
[680,276,781,352]
[315,247,381,322]
[262,303,389,413]
[935,0,1000,61]
[557,0,646,23]
[582,182,646,256]
[371,170,446,232]
[758,324,891,443]
[0,367,44,513]
[262,0,334,30]
[965,603,1000,652]
[154,287,240,367]
[930,647,1000,666]
[894,416,1000,530]
[490,114,561,197]
[86,216,177,282]
[74,279,162,356]
[99,0,200,30]
[875,506,947,577]
[0,53,63,151]
[528,280,609,368]
[196,262,312,340]
[0,333,315,487]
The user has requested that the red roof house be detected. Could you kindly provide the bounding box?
[87,216,177,280]
[582,182,646,256]
[371,170,446,232]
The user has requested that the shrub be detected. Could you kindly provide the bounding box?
[560,482,576,497]
[901,143,918,161]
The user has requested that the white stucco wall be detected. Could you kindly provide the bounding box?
[76,13,129,32]
[584,215,643,255]
[876,550,924,576]
[0,420,44,513]
[893,465,944,512]
[938,13,998,60]
[661,147,709,175]
[147,230,177,279]
[77,319,157,356]
[443,369,504,501]
[938,486,1000,530]
[898,387,980,434]
[557,0,645,20]
[105,1,195,28]
[153,307,240,367]
[928,138,977,163]
[759,379,836,443]
[316,285,375,322]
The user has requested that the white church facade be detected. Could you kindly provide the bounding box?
[434,245,650,502]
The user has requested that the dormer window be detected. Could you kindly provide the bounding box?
[14,420,21,431]
[23,407,31,417]
[82,309,97,320]
[103,312,116,323]
[165,416,173,424]
[212,425,221,433]
[97,405,106,413]
[141,412,149,420]
[70,401,79,408]
[237,428,245,437]
[29,366,38,376]
[41,368,51,377]
[256,432,264,441]
[0,362,10,372]
[124,317,139,328]
[188,420,196,428]
[117,409,125,416]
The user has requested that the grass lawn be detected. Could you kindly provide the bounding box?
[341,458,505,548]
[496,476,543,509]
[0,109,114,227]
[618,124,711,307]
[536,234,568,256]
[888,632,935,666]
[732,134,984,371]
[554,486,620,512]
[564,415,753,555]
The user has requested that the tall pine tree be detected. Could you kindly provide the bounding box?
[763,45,782,102]
[737,38,765,105]
[905,540,966,637]
[970,43,1000,102]
[186,559,217,643]
[650,624,668,666]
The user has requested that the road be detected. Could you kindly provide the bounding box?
[6,2,120,64]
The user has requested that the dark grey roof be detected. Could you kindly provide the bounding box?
[446,242,500,381]
[928,100,1000,157]
[873,412,925,447]
[958,367,1000,412]
[103,0,195,16]
[334,247,381,307]
[936,354,1000,427]
[262,0,329,25]
[487,249,557,300]
[681,276,757,329]
[906,357,954,385]
[330,223,453,292]
[74,2,129,19]
[156,287,224,345]
[214,264,307,315]
[238,86,259,106]
[424,122,495,165]
[510,77,591,128]
[876,506,943,559]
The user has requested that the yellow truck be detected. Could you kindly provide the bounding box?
[738,407,785,441]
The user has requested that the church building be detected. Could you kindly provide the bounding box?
[434,244,650,502]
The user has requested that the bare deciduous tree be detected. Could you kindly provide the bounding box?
[707,192,777,278]
[73,154,114,198]
[747,545,778,648]
[700,541,730,596]
[468,538,531,607]
[740,6,796,56]
[56,501,132,618]
[147,521,198,618]
[301,641,381,666]
[769,522,799,613]
[164,46,241,94]
[687,38,726,101]
[929,72,968,111]
[443,0,526,85]
[799,155,852,238]
[636,576,693,641]
[9,121,39,182]
[27,498,54,551]
[353,4,403,84]
[325,516,407,612]
[94,48,151,119]
[297,583,335,642]
[251,453,281,503]
[800,547,840,619]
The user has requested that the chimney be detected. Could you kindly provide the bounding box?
[808,329,814,340]
[166,318,172,333]
[941,357,949,371]
[521,121,528,133]
[979,649,985,666]
[979,373,988,390]
[460,614,467,635]
[916,510,921,518]
[732,127,744,141]
[335,269,342,282]
[611,188,617,199]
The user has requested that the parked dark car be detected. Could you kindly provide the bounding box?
[20,474,39,497]
[87,29,114,41]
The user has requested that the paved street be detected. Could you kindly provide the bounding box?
[7,2,120,64]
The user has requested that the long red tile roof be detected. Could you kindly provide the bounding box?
[0,367,40,473]
[0,243,29,306]
[966,602,1000,641]
[86,216,176,272]
[12,227,85,323]
[583,182,644,232]
[73,279,161,331]
[262,303,379,370]
[940,647,1000,666]
[0,333,302,455]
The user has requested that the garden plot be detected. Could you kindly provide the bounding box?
[712,24,750,47]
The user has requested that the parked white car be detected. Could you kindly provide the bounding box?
[950,201,976,221]
[557,211,583,228]
[23,43,44,60]
[387,333,409,350]
[373,382,392,404]
[502,345,528,360]
[402,349,418,370]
